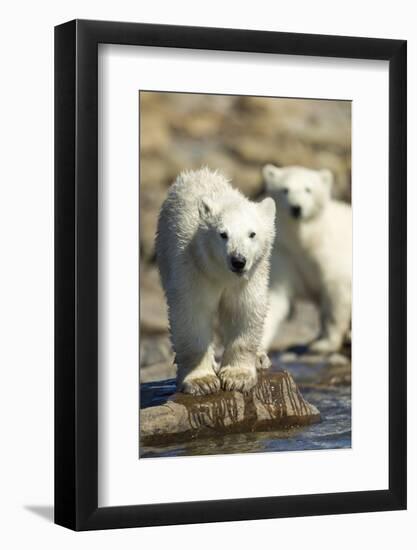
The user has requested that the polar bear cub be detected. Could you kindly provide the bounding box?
[262,164,351,354]
[156,168,276,395]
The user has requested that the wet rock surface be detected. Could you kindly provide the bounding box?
[140,371,320,446]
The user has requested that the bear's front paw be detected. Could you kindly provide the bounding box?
[180,374,221,396]
[256,351,271,371]
[309,338,340,355]
[219,365,257,393]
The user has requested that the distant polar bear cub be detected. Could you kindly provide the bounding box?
[262,164,352,353]
[156,168,276,395]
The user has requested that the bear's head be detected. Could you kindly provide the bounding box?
[197,195,276,279]
[262,164,333,222]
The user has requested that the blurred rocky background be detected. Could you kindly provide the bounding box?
[139,92,351,383]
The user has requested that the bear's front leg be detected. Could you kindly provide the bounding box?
[218,354,258,393]
[169,286,221,396]
[176,348,220,396]
[256,350,271,371]
[218,274,268,393]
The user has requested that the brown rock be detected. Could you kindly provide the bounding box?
[227,136,279,164]
[140,116,171,155]
[140,336,172,367]
[139,184,167,260]
[174,112,224,139]
[140,360,176,383]
[140,370,320,444]
[268,301,320,351]
[140,157,171,189]
[140,267,169,334]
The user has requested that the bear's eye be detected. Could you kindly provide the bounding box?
[220,231,228,240]
[283,188,289,194]
[249,231,256,239]
[305,187,312,193]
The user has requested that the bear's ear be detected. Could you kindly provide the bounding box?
[198,197,216,222]
[262,164,284,191]
[259,197,276,221]
[319,169,333,190]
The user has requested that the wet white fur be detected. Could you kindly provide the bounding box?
[156,168,276,394]
[262,164,352,353]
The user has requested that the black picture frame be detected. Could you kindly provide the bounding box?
[55,19,407,531]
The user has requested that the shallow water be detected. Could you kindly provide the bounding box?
[140,359,351,458]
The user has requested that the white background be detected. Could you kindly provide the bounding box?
[0,1,415,548]
[99,46,389,506]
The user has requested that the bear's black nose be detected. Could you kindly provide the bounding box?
[230,255,246,273]
[291,205,302,219]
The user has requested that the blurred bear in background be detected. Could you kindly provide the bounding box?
[262,164,352,354]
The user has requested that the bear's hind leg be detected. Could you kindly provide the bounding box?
[261,288,291,350]
[310,285,351,354]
